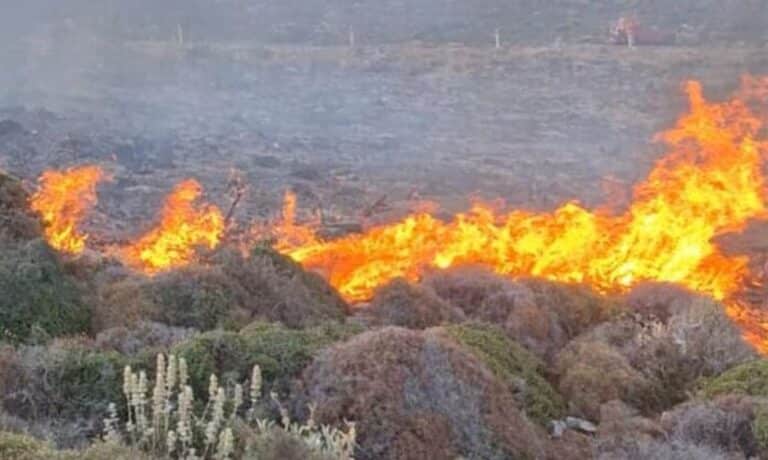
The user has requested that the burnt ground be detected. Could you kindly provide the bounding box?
[0,39,767,243]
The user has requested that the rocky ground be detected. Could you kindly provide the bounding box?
[1,40,767,242]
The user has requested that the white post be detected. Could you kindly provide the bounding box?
[176,23,184,46]
[349,27,355,47]
[494,28,501,49]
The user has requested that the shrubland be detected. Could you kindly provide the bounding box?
[0,178,764,458]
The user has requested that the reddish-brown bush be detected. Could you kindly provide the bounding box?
[360,278,464,329]
[293,326,547,460]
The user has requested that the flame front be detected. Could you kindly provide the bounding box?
[282,77,768,350]
[120,179,224,273]
[29,165,104,254]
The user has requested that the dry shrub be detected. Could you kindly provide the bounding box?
[622,286,755,408]
[2,342,128,448]
[361,278,464,329]
[556,284,755,418]
[424,268,565,360]
[94,321,196,355]
[423,267,522,317]
[518,277,619,337]
[212,246,348,328]
[0,171,40,242]
[597,400,664,454]
[660,400,758,457]
[424,268,618,361]
[556,338,655,420]
[241,426,341,460]
[293,326,547,460]
[597,439,731,460]
[90,245,348,334]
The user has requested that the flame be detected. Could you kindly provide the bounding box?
[281,77,768,349]
[274,190,320,250]
[120,179,224,273]
[29,165,105,253]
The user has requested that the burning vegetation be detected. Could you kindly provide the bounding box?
[119,179,225,273]
[29,165,105,254]
[25,77,768,356]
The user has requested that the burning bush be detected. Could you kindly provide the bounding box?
[361,278,465,329]
[0,239,89,344]
[293,326,548,460]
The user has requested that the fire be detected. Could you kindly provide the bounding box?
[274,190,320,250]
[282,77,768,350]
[120,179,224,273]
[29,165,105,254]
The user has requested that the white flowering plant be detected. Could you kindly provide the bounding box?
[106,353,356,460]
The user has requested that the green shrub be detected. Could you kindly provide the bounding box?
[144,265,245,331]
[0,431,52,460]
[699,360,768,399]
[0,171,41,242]
[0,239,89,344]
[173,322,363,399]
[11,344,127,422]
[753,406,768,454]
[444,322,565,424]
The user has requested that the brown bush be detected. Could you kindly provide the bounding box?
[597,439,732,460]
[292,326,547,460]
[213,246,348,328]
[91,246,348,333]
[360,278,464,329]
[424,268,565,361]
[660,400,758,457]
[555,285,755,418]
[622,286,755,409]
[94,320,196,354]
[518,277,619,338]
[424,268,619,362]
[556,338,656,420]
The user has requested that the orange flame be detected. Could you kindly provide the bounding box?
[29,165,105,254]
[120,179,224,273]
[282,77,768,350]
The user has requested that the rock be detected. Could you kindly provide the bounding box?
[565,416,597,434]
[551,420,567,438]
